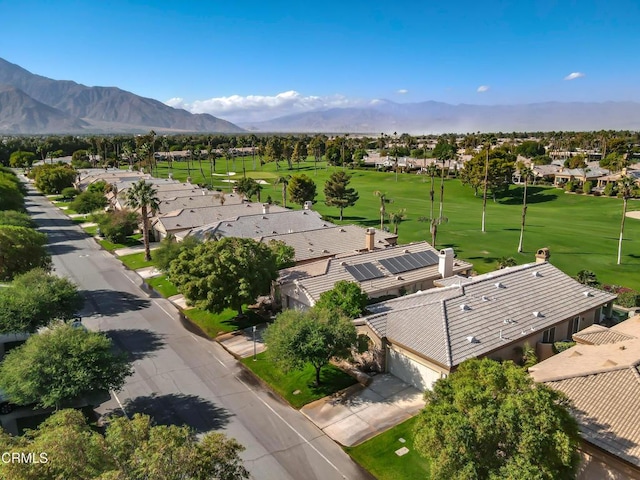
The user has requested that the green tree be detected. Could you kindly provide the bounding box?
[267,239,295,269]
[32,164,77,194]
[0,173,25,211]
[616,175,636,265]
[287,174,317,207]
[0,409,249,480]
[388,207,407,235]
[0,268,84,333]
[153,234,202,272]
[169,237,278,316]
[275,174,291,207]
[93,209,140,243]
[264,308,357,386]
[69,190,108,214]
[576,269,599,287]
[235,177,262,201]
[0,225,51,281]
[414,358,580,480]
[497,256,517,269]
[323,171,359,221]
[8,150,36,168]
[515,141,546,158]
[314,280,368,318]
[125,179,160,261]
[0,324,132,409]
[0,210,35,228]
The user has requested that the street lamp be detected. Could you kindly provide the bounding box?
[252,325,257,361]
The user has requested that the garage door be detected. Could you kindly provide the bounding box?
[387,347,441,392]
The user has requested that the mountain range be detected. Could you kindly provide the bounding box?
[0,57,243,134]
[1,57,640,134]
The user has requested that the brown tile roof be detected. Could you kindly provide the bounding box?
[529,317,640,468]
[573,324,636,345]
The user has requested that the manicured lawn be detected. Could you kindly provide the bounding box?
[83,225,98,236]
[118,251,155,270]
[345,416,431,480]
[183,307,264,337]
[136,158,640,289]
[241,352,357,409]
[53,200,79,215]
[145,275,178,297]
[97,234,143,252]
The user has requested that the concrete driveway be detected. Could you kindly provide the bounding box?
[301,374,425,447]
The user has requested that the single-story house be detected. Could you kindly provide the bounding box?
[529,316,640,479]
[357,257,616,392]
[278,242,473,311]
[259,225,397,264]
[553,165,610,188]
[155,191,243,215]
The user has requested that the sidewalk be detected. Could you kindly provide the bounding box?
[114,242,160,256]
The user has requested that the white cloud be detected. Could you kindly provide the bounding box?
[397,89,408,94]
[564,72,585,81]
[165,90,367,123]
[477,85,490,93]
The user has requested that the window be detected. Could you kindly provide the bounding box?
[567,316,580,338]
[542,327,555,343]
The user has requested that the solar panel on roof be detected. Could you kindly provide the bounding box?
[379,251,439,274]
[345,262,384,282]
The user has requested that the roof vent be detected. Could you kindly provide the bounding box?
[460,304,470,311]
[322,249,329,253]
[303,211,308,215]
[190,209,194,213]
[481,295,489,301]
[570,350,582,357]
[396,276,403,281]
[308,248,313,252]
[272,231,277,234]
[533,311,543,318]
[466,336,479,344]
[262,216,268,219]
[503,319,512,324]
[339,228,346,232]
[532,271,542,278]
[495,282,505,289]
[403,249,410,253]
[583,291,593,297]
[340,261,347,266]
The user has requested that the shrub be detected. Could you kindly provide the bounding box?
[32,164,77,194]
[153,234,201,272]
[70,191,108,214]
[94,210,139,243]
[61,187,80,200]
[616,291,640,308]
[604,182,617,196]
[582,181,593,195]
[87,180,108,193]
[554,341,576,354]
[564,181,577,192]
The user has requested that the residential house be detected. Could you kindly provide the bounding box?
[553,164,610,188]
[356,256,616,391]
[278,242,472,311]
[529,316,640,479]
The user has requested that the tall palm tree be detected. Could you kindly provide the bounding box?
[125,180,160,262]
[275,175,291,208]
[481,136,497,232]
[517,166,534,253]
[617,175,636,264]
[426,163,439,222]
[373,191,391,230]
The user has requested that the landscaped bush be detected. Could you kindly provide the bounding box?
[61,187,80,200]
[616,291,640,308]
[582,181,593,195]
[94,210,139,243]
[604,182,617,196]
[554,341,576,354]
[69,191,108,214]
[31,164,77,194]
[564,181,577,192]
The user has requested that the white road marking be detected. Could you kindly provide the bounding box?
[234,375,349,480]
[111,390,129,419]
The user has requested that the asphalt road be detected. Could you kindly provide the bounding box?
[23,182,373,480]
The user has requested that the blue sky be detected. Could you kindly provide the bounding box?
[2,0,639,122]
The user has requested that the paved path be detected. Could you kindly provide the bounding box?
[301,374,425,447]
[24,181,373,480]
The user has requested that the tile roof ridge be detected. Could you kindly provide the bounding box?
[544,363,636,383]
[441,300,453,367]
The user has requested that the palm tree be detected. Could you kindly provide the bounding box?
[617,175,636,264]
[389,208,407,235]
[275,175,291,207]
[517,165,534,253]
[125,180,160,262]
[481,142,490,232]
[426,163,439,222]
[373,191,392,230]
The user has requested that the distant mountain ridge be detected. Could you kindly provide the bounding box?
[0,57,244,134]
[242,99,640,134]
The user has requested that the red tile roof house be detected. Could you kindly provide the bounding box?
[355,252,616,392]
[529,316,640,479]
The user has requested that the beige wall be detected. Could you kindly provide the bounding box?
[577,443,640,480]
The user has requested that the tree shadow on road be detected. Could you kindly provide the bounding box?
[80,289,151,316]
[106,329,165,361]
[106,393,233,433]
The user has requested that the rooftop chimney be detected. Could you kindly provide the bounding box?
[438,248,454,278]
[365,228,375,251]
[262,203,270,214]
[535,247,550,264]
[303,201,313,210]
